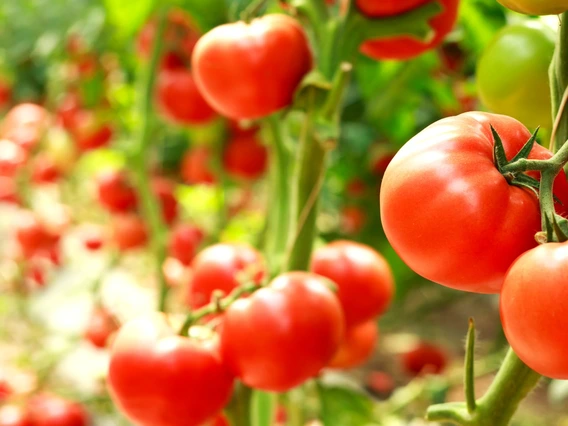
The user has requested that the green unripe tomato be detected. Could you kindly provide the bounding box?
[476,21,555,129]
[498,0,568,15]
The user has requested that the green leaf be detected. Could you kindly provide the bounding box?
[317,382,377,426]
[491,125,508,172]
[293,70,332,111]
[510,127,539,164]
[250,390,277,426]
[103,0,155,39]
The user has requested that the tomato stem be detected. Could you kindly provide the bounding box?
[550,12,568,152]
[464,318,477,414]
[130,6,170,313]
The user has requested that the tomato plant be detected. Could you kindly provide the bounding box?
[328,320,378,370]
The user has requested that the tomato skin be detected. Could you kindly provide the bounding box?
[27,395,88,426]
[1,104,48,151]
[0,80,11,110]
[31,155,60,184]
[16,213,56,259]
[0,405,33,426]
[187,243,265,309]
[310,241,394,327]
[111,214,148,251]
[360,0,459,61]
[220,272,344,392]
[477,21,555,129]
[356,0,429,17]
[497,0,568,15]
[84,307,119,348]
[0,139,27,177]
[96,170,138,213]
[223,133,268,181]
[380,112,568,293]
[181,147,216,185]
[500,242,568,379]
[328,320,378,369]
[168,223,204,266]
[192,14,313,120]
[402,342,447,377]
[0,381,12,402]
[156,68,217,126]
[108,313,234,426]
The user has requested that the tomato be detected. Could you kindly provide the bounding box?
[340,206,366,234]
[477,21,555,129]
[27,395,88,426]
[84,307,119,348]
[401,342,448,377]
[1,104,48,151]
[0,381,12,402]
[0,79,11,110]
[380,112,568,293]
[181,147,216,185]
[0,139,26,177]
[0,178,18,205]
[220,272,344,392]
[223,133,268,181]
[346,179,366,197]
[328,320,378,369]
[360,0,459,61]
[31,155,60,184]
[371,152,395,177]
[69,110,113,151]
[111,214,148,251]
[356,0,429,17]
[0,405,32,426]
[310,240,394,327]
[57,93,82,130]
[207,414,229,426]
[500,241,568,379]
[83,226,104,251]
[192,14,313,120]
[497,0,568,15]
[108,314,234,426]
[96,170,138,213]
[151,178,178,225]
[168,223,204,266]
[366,371,395,396]
[16,213,57,259]
[156,68,217,126]
[187,243,265,309]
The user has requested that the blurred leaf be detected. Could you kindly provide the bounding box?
[76,148,126,176]
[177,0,227,31]
[103,0,155,39]
[251,390,277,426]
[317,383,377,426]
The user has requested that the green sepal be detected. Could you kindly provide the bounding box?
[553,214,568,242]
[510,127,539,163]
[491,125,508,173]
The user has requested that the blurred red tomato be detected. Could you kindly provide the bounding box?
[0,80,12,110]
[0,381,12,402]
[0,405,32,426]
[27,395,88,426]
[16,213,58,259]
[402,342,448,377]
[366,371,395,396]
[223,133,268,181]
[111,214,148,251]
[168,223,204,266]
[346,178,366,197]
[356,0,429,16]
[69,110,113,151]
[152,178,178,225]
[96,170,138,213]
[181,147,216,185]
[328,320,378,369]
[0,177,18,204]
[84,307,119,348]
[1,104,48,151]
[31,155,60,184]
[57,93,82,130]
[0,139,26,177]
[340,206,366,235]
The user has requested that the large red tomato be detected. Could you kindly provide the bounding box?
[96,170,138,213]
[84,307,119,349]
[356,0,429,17]
[500,242,568,379]
[27,395,88,426]
[380,112,568,293]
[186,243,265,309]
[310,240,394,327]
[108,313,234,426]
[168,223,204,266]
[220,272,344,392]
[156,68,217,126]
[360,0,459,61]
[328,320,378,369]
[223,133,268,181]
[0,405,32,426]
[192,14,312,120]
[181,147,216,185]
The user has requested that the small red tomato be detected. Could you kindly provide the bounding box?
[168,223,204,266]
[187,243,265,309]
[0,381,12,402]
[356,0,429,17]
[310,240,394,327]
[401,342,448,377]
[69,110,113,151]
[0,139,27,177]
[192,14,313,120]
[111,214,148,252]
[31,155,60,184]
[340,206,366,235]
[108,314,234,426]
[223,133,268,181]
[0,405,32,426]
[346,178,366,197]
[27,395,89,426]
[371,152,395,177]
[366,371,395,396]
[0,79,11,110]
[328,320,378,369]
[156,68,217,126]
[84,307,120,348]
[220,272,344,392]
[57,93,82,131]
[1,103,48,151]
[16,213,53,259]
[96,170,138,213]
[360,0,459,61]
[83,227,104,251]
[181,147,216,185]
[152,178,178,225]
[0,177,19,204]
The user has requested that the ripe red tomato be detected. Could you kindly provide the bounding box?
[0,405,32,426]
[181,147,216,185]
[84,307,119,348]
[111,214,148,251]
[16,213,57,259]
[220,272,344,392]
[356,0,429,17]
[0,139,27,177]
[96,170,138,213]
[156,68,217,126]
[69,111,113,151]
[340,206,366,234]
[328,320,378,369]
[0,381,12,402]
[31,155,60,184]
[187,243,265,309]
[27,395,88,426]
[0,79,11,110]
[168,223,204,266]
[192,14,312,120]
[310,240,394,327]
[1,104,48,151]
[360,0,459,61]
[57,93,82,130]
[0,177,19,204]
[401,342,448,377]
[151,178,178,225]
[380,112,568,293]
[223,133,268,181]
[108,314,234,426]
[366,371,395,396]
[500,241,568,379]
[207,414,229,426]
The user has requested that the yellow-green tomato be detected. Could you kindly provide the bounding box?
[476,21,555,129]
[498,0,568,15]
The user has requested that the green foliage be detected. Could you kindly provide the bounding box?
[318,383,378,426]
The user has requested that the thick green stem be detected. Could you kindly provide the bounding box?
[464,319,477,414]
[130,7,169,312]
[550,12,568,152]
